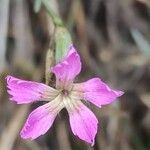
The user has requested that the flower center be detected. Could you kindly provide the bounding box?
[62,89,69,96]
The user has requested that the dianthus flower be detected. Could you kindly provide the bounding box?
[6,45,124,145]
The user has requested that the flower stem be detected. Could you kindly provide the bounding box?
[41,0,63,27]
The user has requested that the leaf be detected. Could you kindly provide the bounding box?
[55,27,72,62]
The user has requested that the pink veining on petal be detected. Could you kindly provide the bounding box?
[73,78,124,107]
[51,45,81,88]
[6,75,58,104]
[68,101,98,146]
[20,98,64,140]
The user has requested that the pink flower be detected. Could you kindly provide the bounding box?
[6,45,124,146]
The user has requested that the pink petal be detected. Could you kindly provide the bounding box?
[20,98,64,139]
[6,75,58,104]
[51,45,81,88]
[68,101,98,146]
[73,78,124,107]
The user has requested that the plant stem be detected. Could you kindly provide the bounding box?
[42,0,63,26]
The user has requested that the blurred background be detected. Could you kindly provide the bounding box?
[0,0,150,150]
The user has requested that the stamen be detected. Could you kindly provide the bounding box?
[62,89,69,96]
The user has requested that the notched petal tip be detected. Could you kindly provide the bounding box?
[5,75,14,83]
[20,125,30,139]
[91,139,95,147]
[20,123,39,140]
[116,90,124,96]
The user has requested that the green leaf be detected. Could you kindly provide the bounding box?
[55,27,72,62]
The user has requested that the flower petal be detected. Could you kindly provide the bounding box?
[66,99,98,146]
[73,78,124,107]
[20,96,64,139]
[6,75,58,104]
[51,45,81,89]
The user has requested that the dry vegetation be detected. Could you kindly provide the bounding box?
[0,0,150,150]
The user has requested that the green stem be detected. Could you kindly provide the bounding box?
[42,0,63,26]
[41,0,72,63]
